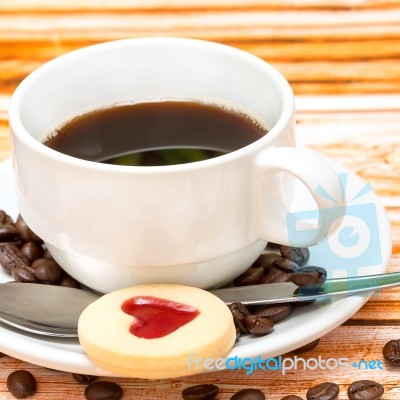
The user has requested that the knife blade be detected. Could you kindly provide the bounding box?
[210,271,400,305]
[1,271,400,337]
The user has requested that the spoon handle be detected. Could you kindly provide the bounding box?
[210,271,400,305]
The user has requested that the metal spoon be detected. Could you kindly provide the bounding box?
[1,271,400,337]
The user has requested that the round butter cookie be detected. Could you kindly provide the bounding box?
[78,284,236,379]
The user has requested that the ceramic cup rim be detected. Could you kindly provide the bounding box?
[9,36,294,174]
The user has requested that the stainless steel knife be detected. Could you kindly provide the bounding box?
[1,271,399,337]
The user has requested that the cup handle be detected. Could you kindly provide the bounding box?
[252,147,346,247]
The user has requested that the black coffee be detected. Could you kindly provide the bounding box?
[43,101,266,166]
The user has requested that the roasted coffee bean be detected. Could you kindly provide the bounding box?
[12,265,37,283]
[32,258,63,284]
[281,396,303,400]
[84,381,123,400]
[293,338,320,353]
[14,215,42,244]
[306,382,339,400]
[0,244,30,274]
[0,224,20,243]
[263,267,290,283]
[290,289,316,306]
[231,388,266,400]
[245,315,274,336]
[59,274,81,288]
[235,326,241,340]
[228,302,250,333]
[0,210,14,226]
[42,249,53,259]
[290,266,327,289]
[254,303,292,323]
[252,252,281,271]
[72,373,97,384]
[347,380,384,400]
[7,370,37,399]
[272,257,300,273]
[20,241,44,263]
[182,384,219,400]
[234,266,264,286]
[280,246,310,266]
[382,339,400,364]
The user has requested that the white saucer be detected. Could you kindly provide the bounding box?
[0,156,392,376]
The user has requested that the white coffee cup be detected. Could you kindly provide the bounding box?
[9,37,344,293]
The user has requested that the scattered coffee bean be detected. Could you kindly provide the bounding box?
[254,303,292,323]
[228,302,250,333]
[84,381,123,400]
[32,258,63,284]
[12,265,37,283]
[42,249,53,259]
[72,373,97,384]
[0,210,14,225]
[59,274,81,288]
[14,215,42,244]
[0,224,20,243]
[20,242,44,263]
[281,396,303,400]
[293,338,320,353]
[252,252,281,272]
[290,266,327,289]
[182,384,219,400]
[0,210,81,292]
[7,370,37,399]
[0,243,30,273]
[280,246,310,266]
[234,266,264,286]
[245,315,274,336]
[263,267,290,283]
[347,380,384,400]
[382,339,400,364]
[306,382,339,400]
[230,388,265,400]
[235,326,241,340]
[272,257,300,273]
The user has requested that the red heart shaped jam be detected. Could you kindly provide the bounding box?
[121,296,200,339]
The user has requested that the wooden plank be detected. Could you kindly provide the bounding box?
[1,326,400,399]
[0,121,11,161]
[1,9,400,41]
[2,59,400,96]
[2,39,400,62]
[1,0,400,11]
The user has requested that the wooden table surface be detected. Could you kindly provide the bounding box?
[1,1,400,399]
